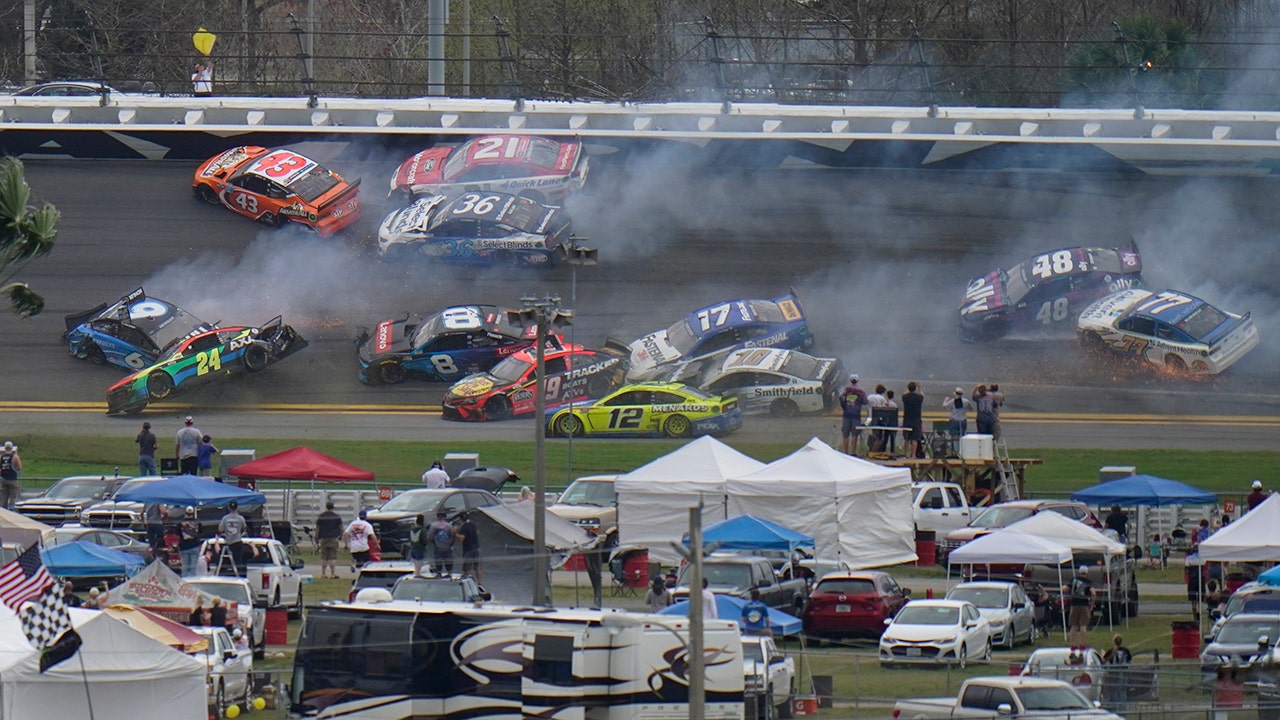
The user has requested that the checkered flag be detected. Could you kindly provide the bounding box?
[19,585,81,672]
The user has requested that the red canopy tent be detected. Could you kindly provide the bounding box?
[228,446,375,482]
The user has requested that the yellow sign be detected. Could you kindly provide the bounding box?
[192,28,217,56]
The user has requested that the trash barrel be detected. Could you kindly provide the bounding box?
[915,530,937,567]
[812,675,833,709]
[622,550,649,588]
[265,607,289,646]
[1171,620,1200,659]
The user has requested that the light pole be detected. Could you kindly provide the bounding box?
[506,295,572,606]
[563,242,597,482]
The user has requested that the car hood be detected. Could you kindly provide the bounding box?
[959,270,1007,317]
[1078,288,1146,329]
[447,373,508,400]
[358,317,416,361]
[977,608,1011,624]
[1203,641,1270,659]
[392,148,449,192]
[628,331,679,379]
[548,504,613,522]
[884,623,962,642]
[15,498,83,509]
[944,527,995,543]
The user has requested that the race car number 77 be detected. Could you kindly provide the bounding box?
[1135,292,1193,315]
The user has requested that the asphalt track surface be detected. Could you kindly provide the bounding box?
[3,147,1279,450]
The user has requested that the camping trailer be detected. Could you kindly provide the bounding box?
[291,600,745,720]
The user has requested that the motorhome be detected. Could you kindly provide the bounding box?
[291,599,745,719]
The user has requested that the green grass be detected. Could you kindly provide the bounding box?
[10,433,1279,498]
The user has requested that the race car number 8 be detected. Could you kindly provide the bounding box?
[440,307,482,329]
[430,355,459,375]
[1031,250,1073,278]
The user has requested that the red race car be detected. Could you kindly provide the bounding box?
[193,146,361,236]
[389,134,588,204]
[441,343,624,421]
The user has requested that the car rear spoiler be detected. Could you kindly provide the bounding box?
[317,178,361,210]
[64,303,108,333]
[603,337,631,356]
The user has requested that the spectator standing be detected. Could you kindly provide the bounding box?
[740,589,772,636]
[175,416,202,475]
[883,389,899,454]
[145,502,165,549]
[422,461,450,489]
[209,596,229,631]
[0,441,21,510]
[62,581,82,608]
[1105,505,1129,545]
[838,374,868,457]
[457,511,482,582]
[192,60,213,96]
[136,422,158,476]
[188,599,206,626]
[218,500,248,569]
[315,501,344,579]
[197,435,219,477]
[1247,480,1269,512]
[943,388,974,439]
[902,382,925,459]
[1103,634,1132,665]
[343,510,376,570]
[1147,534,1164,569]
[1064,566,1096,650]
[179,507,201,577]
[988,383,1005,441]
[429,511,456,576]
[407,514,429,575]
[701,577,718,620]
[645,576,672,613]
[865,384,888,453]
[974,384,997,436]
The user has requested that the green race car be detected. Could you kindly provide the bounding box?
[545,382,742,439]
[106,317,307,414]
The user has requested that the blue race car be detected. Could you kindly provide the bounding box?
[958,244,1143,342]
[64,287,215,371]
[356,305,553,384]
[610,289,813,382]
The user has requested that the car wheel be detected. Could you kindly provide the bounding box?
[257,211,283,228]
[983,638,993,662]
[1028,622,1039,645]
[1004,627,1016,650]
[289,586,303,619]
[117,401,147,415]
[215,681,225,715]
[1080,331,1108,354]
[980,317,1009,341]
[587,374,612,398]
[242,344,269,371]
[378,361,407,384]
[84,342,107,365]
[146,370,174,399]
[194,185,219,204]
[957,643,967,669]
[554,413,584,437]
[778,679,795,718]
[484,395,513,421]
[1164,354,1187,372]
[769,398,799,419]
[663,414,692,438]
[492,250,519,268]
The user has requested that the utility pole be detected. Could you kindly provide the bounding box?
[688,501,705,720]
[427,0,448,95]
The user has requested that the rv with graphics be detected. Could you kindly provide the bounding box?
[290,600,745,719]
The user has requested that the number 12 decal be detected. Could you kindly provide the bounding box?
[608,408,643,429]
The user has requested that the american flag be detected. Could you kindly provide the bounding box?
[0,546,53,611]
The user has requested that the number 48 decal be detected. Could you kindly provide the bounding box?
[1035,297,1070,324]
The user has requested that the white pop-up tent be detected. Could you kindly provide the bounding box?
[726,438,915,568]
[1199,494,1280,562]
[1007,512,1129,627]
[617,437,765,564]
[947,528,1073,640]
[0,607,206,719]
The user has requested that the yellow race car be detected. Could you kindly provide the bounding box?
[545,382,742,438]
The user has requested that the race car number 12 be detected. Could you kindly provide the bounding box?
[197,348,222,376]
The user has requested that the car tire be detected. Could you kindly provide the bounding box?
[117,401,147,415]
[195,185,219,204]
[257,211,283,228]
[554,413,584,437]
[957,643,967,669]
[378,361,407,384]
[983,638,992,662]
[1028,622,1039,646]
[1164,354,1187,372]
[980,317,1009,341]
[1080,332,1108,354]
[779,679,795,719]
[147,370,174,399]
[770,398,799,419]
[663,414,692,438]
[242,344,269,372]
[1004,628,1016,650]
[493,250,519,268]
[84,342,107,365]
[484,395,513,421]
[215,680,225,715]
[289,586,303,619]
[587,374,612,398]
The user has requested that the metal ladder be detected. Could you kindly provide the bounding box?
[213,542,240,576]
[994,440,1020,501]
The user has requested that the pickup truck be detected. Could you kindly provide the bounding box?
[673,554,809,613]
[743,634,795,718]
[193,625,252,716]
[186,575,267,659]
[202,537,305,617]
[548,474,619,547]
[912,481,972,535]
[391,574,492,602]
[892,676,1123,720]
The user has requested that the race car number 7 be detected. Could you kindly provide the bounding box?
[696,303,732,331]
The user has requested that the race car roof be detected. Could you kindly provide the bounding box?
[417,305,532,344]
[99,288,212,349]
[1125,290,1207,324]
[683,299,785,338]
[437,192,557,232]
[454,135,579,170]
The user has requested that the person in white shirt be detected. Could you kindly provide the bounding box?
[343,510,377,569]
[701,578,718,620]
[422,461,450,489]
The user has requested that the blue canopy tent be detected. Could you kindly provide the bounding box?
[1069,474,1218,506]
[112,474,266,507]
[1256,565,1280,586]
[659,594,803,636]
[683,515,815,552]
[42,540,144,580]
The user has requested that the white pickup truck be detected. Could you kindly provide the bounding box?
[743,634,794,719]
[892,677,1122,720]
[193,625,252,716]
[912,481,973,535]
[187,576,267,659]
[202,537,305,616]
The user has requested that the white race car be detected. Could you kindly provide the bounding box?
[659,347,842,418]
[1077,288,1258,375]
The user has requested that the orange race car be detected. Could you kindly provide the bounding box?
[192,146,361,236]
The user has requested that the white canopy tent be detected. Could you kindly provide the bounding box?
[1007,512,1128,628]
[0,607,206,719]
[1199,494,1280,562]
[946,528,1072,640]
[616,436,765,564]
[725,438,915,568]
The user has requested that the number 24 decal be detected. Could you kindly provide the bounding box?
[196,347,222,376]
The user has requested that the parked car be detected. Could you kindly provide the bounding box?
[879,599,992,668]
[1200,613,1280,683]
[192,626,252,715]
[366,488,503,558]
[911,482,973,536]
[348,561,416,602]
[186,576,267,659]
[673,554,809,614]
[940,500,1099,560]
[390,574,491,602]
[15,475,129,526]
[742,634,795,718]
[49,527,153,563]
[200,537,304,616]
[945,581,1037,648]
[802,571,910,640]
[1208,584,1280,641]
[1020,647,1106,703]
[894,675,1122,720]
[548,475,619,548]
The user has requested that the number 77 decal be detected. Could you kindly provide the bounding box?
[1134,292,1193,315]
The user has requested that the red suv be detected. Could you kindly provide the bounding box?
[802,571,910,640]
[939,499,1100,562]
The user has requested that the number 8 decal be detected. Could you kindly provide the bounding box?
[430,355,459,376]
[440,307,482,330]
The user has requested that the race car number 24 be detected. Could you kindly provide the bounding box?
[196,348,223,376]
